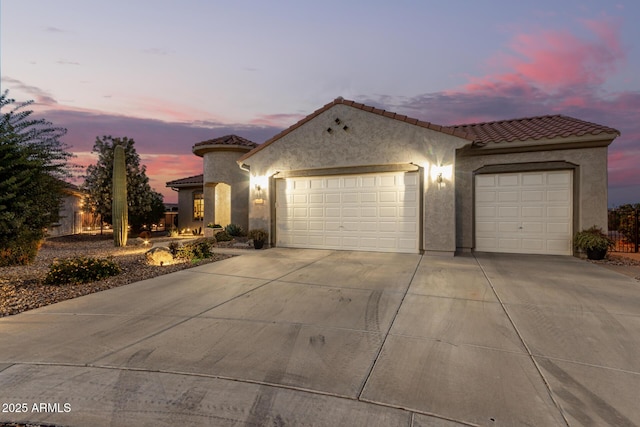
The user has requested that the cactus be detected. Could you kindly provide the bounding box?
[112,144,128,246]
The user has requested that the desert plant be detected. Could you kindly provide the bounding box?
[248,228,268,242]
[225,223,245,237]
[44,256,121,285]
[168,228,179,238]
[574,226,614,260]
[215,231,233,242]
[168,241,181,256]
[175,239,213,261]
[112,144,128,247]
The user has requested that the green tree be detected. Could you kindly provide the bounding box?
[82,136,164,233]
[0,92,72,265]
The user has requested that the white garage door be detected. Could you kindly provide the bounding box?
[475,170,573,255]
[276,172,420,253]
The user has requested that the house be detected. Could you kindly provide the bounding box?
[167,135,257,232]
[185,97,620,256]
[47,182,85,237]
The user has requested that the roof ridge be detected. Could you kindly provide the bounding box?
[238,97,474,162]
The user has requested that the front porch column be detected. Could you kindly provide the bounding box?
[204,183,216,227]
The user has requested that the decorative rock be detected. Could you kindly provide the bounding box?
[145,247,174,266]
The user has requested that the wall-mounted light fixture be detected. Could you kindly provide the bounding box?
[254,183,265,205]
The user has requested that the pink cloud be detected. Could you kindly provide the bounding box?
[464,18,624,93]
[363,17,638,205]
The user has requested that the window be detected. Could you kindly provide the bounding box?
[193,192,204,220]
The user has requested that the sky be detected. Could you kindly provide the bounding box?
[1,0,639,206]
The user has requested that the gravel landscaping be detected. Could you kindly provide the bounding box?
[0,233,237,318]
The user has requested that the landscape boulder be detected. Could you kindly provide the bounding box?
[145,246,174,266]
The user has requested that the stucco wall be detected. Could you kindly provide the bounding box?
[243,104,470,253]
[176,187,205,231]
[455,146,609,251]
[201,150,251,231]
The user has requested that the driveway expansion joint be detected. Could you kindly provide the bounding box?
[473,254,571,427]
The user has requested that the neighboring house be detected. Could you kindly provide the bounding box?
[186,97,619,256]
[47,182,85,237]
[167,134,258,232]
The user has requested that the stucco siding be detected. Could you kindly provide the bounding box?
[455,146,609,251]
[244,104,469,253]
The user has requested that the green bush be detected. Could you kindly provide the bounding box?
[215,231,233,242]
[0,232,43,267]
[248,228,268,242]
[175,239,213,261]
[225,223,245,237]
[574,226,614,251]
[44,256,121,285]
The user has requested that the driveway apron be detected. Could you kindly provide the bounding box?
[1,248,639,426]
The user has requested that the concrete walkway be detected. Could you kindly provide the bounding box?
[1,249,639,426]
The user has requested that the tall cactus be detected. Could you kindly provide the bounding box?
[112,144,128,246]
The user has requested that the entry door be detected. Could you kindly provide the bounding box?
[475,170,572,255]
[276,172,420,253]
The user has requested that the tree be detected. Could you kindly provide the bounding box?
[82,136,164,234]
[0,91,72,265]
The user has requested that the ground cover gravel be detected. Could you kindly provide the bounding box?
[0,233,235,318]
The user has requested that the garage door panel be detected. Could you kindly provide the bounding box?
[522,173,544,186]
[361,192,377,202]
[498,191,519,202]
[380,192,397,202]
[342,193,358,203]
[498,206,519,218]
[498,175,519,186]
[522,207,544,218]
[548,172,571,185]
[477,206,496,218]
[475,170,572,255]
[521,190,544,202]
[276,172,419,253]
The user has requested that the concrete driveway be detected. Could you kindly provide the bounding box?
[1,249,639,426]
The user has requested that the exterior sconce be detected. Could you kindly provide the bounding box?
[254,184,265,205]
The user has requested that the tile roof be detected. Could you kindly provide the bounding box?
[447,115,620,146]
[238,97,475,162]
[193,134,258,148]
[166,174,203,187]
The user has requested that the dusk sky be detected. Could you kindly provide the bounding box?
[2,0,639,206]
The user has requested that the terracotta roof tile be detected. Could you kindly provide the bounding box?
[166,174,203,187]
[447,115,620,146]
[193,134,258,148]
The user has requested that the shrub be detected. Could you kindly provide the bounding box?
[248,228,268,242]
[168,241,181,256]
[225,223,245,237]
[175,239,214,261]
[0,232,43,267]
[168,228,179,238]
[215,231,233,242]
[44,256,121,285]
[574,226,614,251]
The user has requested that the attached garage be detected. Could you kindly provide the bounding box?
[475,170,573,255]
[232,97,619,256]
[275,171,420,253]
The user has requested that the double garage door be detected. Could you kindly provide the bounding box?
[475,170,573,255]
[276,172,420,253]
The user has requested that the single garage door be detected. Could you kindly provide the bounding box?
[276,171,420,253]
[475,170,573,255]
